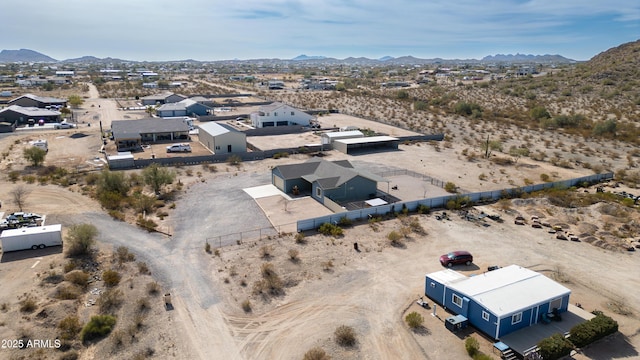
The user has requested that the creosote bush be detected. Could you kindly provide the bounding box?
[303,347,331,360]
[334,325,357,347]
[102,269,121,287]
[405,311,424,329]
[80,315,116,343]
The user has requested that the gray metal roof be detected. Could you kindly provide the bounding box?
[198,122,242,137]
[10,93,66,104]
[0,105,61,117]
[275,158,387,189]
[111,118,190,140]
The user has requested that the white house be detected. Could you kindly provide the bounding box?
[250,102,314,128]
[198,122,246,154]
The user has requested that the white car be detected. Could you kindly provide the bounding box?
[166,143,192,153]
[55,122,75,129]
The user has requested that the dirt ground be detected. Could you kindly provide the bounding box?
[0,85,639,360]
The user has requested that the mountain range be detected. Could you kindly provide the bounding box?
[0,48,576,65]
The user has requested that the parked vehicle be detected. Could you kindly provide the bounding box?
[29,139,48,152]
[166,143,191,153]
[439,250,473,267]
[0,224,62,252]
[54,122,75,129]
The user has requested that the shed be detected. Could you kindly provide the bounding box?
[107,152,135,169]
[198,122,246,154]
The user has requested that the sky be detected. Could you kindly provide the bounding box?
[3,0,639,62]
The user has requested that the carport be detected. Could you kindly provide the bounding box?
[333,136,399,154]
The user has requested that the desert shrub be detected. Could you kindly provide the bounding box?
[136,297,150,313]
[288,249,299,261]
[8,170,20,182]
[318,223,343,237]
[540,173,551,182]
[80,315,116,343]
[259,245,274,258]
[102,270,121,287]
[387,231,403,247]
[115,246,135,263]
[108,210,126,221]
[55,284,83,300]
[97,289,123,314]
[295,232,306,244]
[405,311,424,329]
[65,223,98,257]
[334,325,356,347]
[63,260,77,273]
[417,204,430,214]
[465,336,480,356]
[303,347,330,360]
[136,216,158,232]
[537,333,573,360]
[322,260,334,271]
[146,281,161,295]
[64,270,89,288]
[254,263,284,296]
[569,311,618,348]
[204,242,212,254]
[444,182,457,193]
[19,295,37,313]
[337,216,352,226]
[137,261,151,275]
[58,316,82,340]
[241,299,252,313]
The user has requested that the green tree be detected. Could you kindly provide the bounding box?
[142,163,176,195]
[97,170,129,196]
[66,223,98,257]
[80,315,116,343]
[67,94,84,108]
[23,147,47,166]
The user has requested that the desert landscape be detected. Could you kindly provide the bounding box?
[0,40,639,360]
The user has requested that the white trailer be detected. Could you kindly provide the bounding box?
[0,224,62,252]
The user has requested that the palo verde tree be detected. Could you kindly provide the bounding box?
[142,163,176,195]
[23,147,47,167]
[481,136,502,158]
[65,223,98,257]
[67,94,84,108]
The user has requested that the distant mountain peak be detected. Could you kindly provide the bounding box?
[481,53,573,63]
[292,54,327,61]
[0,49,57,63]
[379,56,394,61]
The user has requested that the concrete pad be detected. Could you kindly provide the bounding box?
[255,195,333,233]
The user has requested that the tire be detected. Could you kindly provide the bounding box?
[39,244,46,249]
[465,261,472,266]
[31,245,39,250]
[447,262,453,268]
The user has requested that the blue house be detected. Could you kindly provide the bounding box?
[156,99,212,118]
[425,265,571,339]
[271,158,388,203]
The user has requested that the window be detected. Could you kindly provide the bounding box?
[430,282,435,288]
[452,294,463,307]
[482,311,490,321]
[315,187,322,197]
[274,112,278,116]
[291,111,295,116]
[549,298,562,312]
[215,146,220,150]
[512,312,522,325]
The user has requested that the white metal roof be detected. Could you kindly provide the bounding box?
[426,268,469,284]
[0,224,62,237]
[334,136,399,145]
[322,130,364,139]
[447,265,571,318]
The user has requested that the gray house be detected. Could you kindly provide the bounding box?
[0,105,61,125]
[8,93,67,108]
[271,158,387,203]
[198,122,246,154]
[111,118,190,151]
[156,99,212,118]
[140,92,187,106]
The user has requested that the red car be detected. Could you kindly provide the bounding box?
[440,251,473,267]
